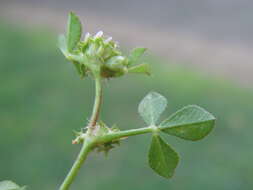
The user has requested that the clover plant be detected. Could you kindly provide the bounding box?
[1,12,216,190]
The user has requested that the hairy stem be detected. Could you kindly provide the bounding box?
[59,125,153,190]
[89,76,102,128]
[58,73,155,190]
[59,76,102,190]
[59,140,94,190]
[97,126,154,144]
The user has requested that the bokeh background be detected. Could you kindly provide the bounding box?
[1,1,253,190]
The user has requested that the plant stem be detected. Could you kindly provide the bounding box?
[89,76,102,128]
[59,140,94,190]
[59,76,102,190]
[58,74,155,190]
[97,126,154,144]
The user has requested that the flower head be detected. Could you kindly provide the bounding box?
[58,12,150,79]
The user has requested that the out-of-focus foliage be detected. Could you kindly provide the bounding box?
[0,180,26,190]
[0,22,253,190]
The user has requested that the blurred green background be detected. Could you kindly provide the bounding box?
[1,2,253,189]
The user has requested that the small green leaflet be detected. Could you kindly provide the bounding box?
[148,135,179,178]
[0,181,26,190]
[67,12,82,52]
[58,35,88,78]
[128,63,150,75]
[138,92,167,125]
[128,47,147,65]
[0,181,19,190]
[58,34,68,56]
[160,105,215,141]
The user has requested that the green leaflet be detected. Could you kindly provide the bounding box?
[0,181,26,190]
[58,35,88,78]
[128,47,147,65]
[58,34,68,56]
[0,181,19,190]
[67,12,82,52]
[138,92,167,125]
[160,105,215,141]
[128,63,150,75]
[148,135,179,178]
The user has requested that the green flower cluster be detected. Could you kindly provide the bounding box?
[58,12,150,79]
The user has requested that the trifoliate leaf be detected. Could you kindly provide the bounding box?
[160,105,215,141]
[0,181,19,190]
[148,135,179,178]
[128,63,150,75]
[67,12,82,51]
[128,47,147,65]
[138,92,167,125]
